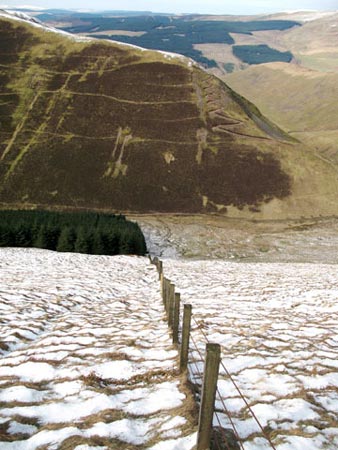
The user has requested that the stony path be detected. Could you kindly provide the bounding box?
[164,259,338,450]
[0,248,196,450]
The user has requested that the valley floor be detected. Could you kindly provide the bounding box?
[0,248,337,449]
[133,214,338,263]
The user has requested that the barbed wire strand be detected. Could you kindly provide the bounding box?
[191,316,277,450]
[215,388,246,450]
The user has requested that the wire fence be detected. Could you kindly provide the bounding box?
[190,315,277,450]
[150,256,278,450]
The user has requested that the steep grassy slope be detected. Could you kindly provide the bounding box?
[222,11,338,170]
[225,62,338,163]
[1,13,338,219]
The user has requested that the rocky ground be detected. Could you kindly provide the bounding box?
[132,214,338,263]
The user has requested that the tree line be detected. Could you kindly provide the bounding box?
[232,44,293,65]
[0,210,147,256]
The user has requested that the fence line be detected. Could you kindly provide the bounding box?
[191,317,277,450]
[151,256,240,450]
[150,256,277,450]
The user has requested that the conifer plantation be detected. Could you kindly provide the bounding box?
[0,210,147,256]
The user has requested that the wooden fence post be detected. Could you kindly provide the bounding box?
[172,292,180,344]
[161,276,166,302]
[160,272,164,300]
[163,278,168,311]
[196,343,221,450]
[168,283,175,327]
[180,304,192,373]
[158,260,163,280]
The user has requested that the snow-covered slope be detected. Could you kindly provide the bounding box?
[1,248,337,449]
[0,8,92,40]
[164,259,338,450]
[0,249,196,449]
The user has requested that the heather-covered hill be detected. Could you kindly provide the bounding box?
[1,12,338,219]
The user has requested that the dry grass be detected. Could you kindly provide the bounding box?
[58,435,136,449]
[225,63,338,167]
[124,368,179,386]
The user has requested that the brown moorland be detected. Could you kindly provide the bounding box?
[0,14,338,219]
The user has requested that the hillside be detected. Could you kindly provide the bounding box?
[0,248,197,449]
[192,10,338,74]
[1,247,337,449]
[216,10,338,168]
[9,9,338,74]
[1,11,338,219]
[266,11,338,72]
[225,63,338,163]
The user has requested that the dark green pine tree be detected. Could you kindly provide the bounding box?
[74,227,92,254]
[14,223,33,247]
[105,230,120,255]
[91,230,105,255]
[56,227,76,252]
[0,225,14,247]
[44,225,61,250]
[0,210,147,256]
[132,228,147,255]
[34,225,49,249]
[31,221,41,244]
[119,231,133,255]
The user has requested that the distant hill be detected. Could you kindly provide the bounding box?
[222,11,338,165]
[225,63,338,163]
[27,9,300,69]
[1,11,338,220]
[9,9,338,74]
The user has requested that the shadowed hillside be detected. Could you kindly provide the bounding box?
[0,12,338,219]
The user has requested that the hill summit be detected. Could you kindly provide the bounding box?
[0,11,337,219]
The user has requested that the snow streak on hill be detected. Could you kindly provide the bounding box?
[0,249,196,449]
